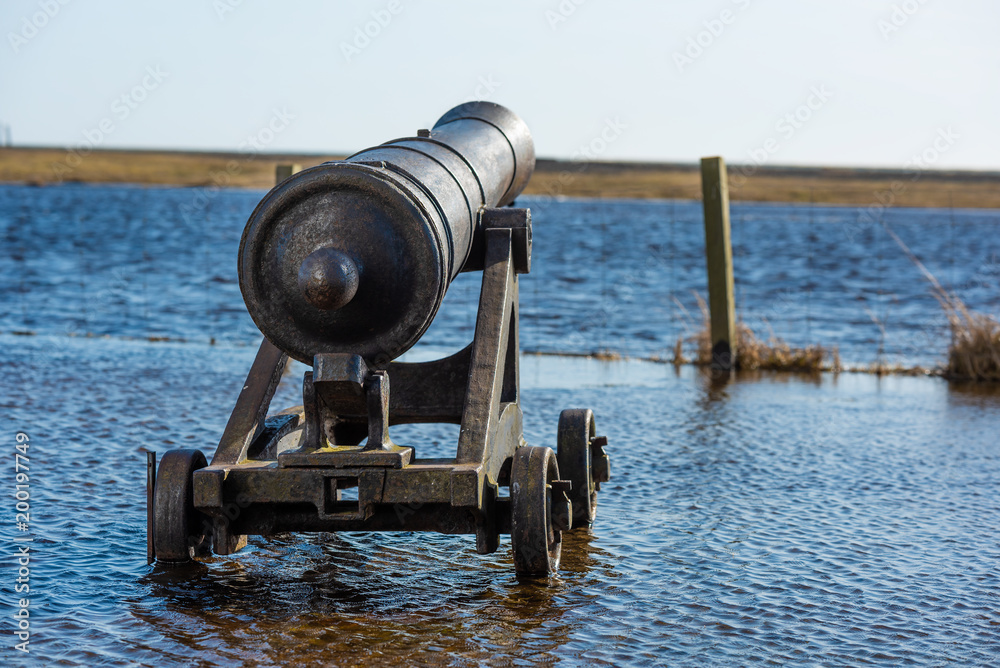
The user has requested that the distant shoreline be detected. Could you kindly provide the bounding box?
[1,146,997,209]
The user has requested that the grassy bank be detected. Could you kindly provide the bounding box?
[2,147,998,208]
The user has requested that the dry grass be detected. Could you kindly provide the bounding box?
[689,294,832,372]
[882,223,1000,382]
[3,148,1000,208]
[526,159,1000,208]
[522,349,625,362]
[938,295,1000,381]
[861,360,933,376]
[0,147,341,188]
[672,336,686,365]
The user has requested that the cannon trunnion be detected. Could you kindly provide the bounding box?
[147,102,611,576]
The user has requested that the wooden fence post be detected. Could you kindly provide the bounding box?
[275,163,302,184]
[700,156,736,371]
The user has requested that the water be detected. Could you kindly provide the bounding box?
[2,184,999,366]
[2,184,1000,666]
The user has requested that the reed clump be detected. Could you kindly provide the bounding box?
[690,294,833,372]
[939,295,1000,381]
[882,222,1000,382]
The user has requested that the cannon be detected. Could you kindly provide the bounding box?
[146,102,611,576]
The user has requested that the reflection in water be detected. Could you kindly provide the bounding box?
[947,378,1000,402]
[132,530,616,665]
[730,368,823,387]
[697,366,733,403]
[694,366,825,407]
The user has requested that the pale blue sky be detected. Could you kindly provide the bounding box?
[2,0,997,169]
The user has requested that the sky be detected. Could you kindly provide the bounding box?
[1,0,997,170]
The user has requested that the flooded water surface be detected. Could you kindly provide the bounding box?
[3,184,999,366]
[2,184,1000,665]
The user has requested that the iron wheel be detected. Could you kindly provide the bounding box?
[557,408,598,528]
[153,449,210,562]
[510,445,562,576]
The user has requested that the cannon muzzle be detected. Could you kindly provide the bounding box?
[238,101,535,365]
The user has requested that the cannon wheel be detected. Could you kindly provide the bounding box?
[510,446,562,576]
[153,449,209,562]
[557,408,598,528]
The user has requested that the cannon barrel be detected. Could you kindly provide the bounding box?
[238,101,535,365]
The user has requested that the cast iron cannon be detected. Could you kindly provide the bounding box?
[146,102,611,576]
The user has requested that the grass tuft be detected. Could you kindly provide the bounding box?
[882,222,1000,382]
[690,293,830,372]
[940,296,1000,381]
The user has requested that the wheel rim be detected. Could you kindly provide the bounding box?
[557,408,597,527]
[153,449,209,562]
[510,446,562,576]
